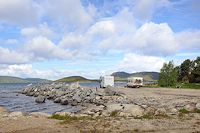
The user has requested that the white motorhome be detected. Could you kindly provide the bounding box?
[127,77,143,88]
[100,76,114,88]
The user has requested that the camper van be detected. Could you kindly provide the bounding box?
[127,77,143,88]
[100,76,114,88]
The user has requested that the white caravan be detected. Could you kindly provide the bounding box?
[100,76,114,88]
[127,77,143,88]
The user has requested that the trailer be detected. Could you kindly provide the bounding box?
[127,77,143,88]
[100,76,114,88]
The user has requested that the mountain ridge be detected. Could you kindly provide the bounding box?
[111,71,159,81]
[0,76,51,83]
[55,76,97,82]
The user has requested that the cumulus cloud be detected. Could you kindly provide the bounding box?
[0,47,29,64]
[0,0,40,25]
[24,36,73,60]
[133,0,170,20]
[0,64,99,80]
[43,0,93,29]
[116,53,166,72]
[21,23,53,38]
[59,33,88,50]
[98,21,178,56]
[176,30,200,51]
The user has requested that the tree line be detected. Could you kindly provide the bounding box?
[158,57,200,87]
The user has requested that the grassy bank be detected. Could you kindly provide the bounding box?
[143,83,200,89]
[180,83,200,89]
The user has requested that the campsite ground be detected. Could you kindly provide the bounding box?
[1,87,200,133]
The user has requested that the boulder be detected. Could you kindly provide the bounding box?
[122,104,144,117]
[146,107,156,115]
[54,97,61,103]
[54,112,72,116]
[170,108,178,115]
[184,103,196,111]
[9,112,25,117]
[60,98,68,105]
[71,100,78,106]
[154,108,167,116]
[196,103,200,110]
[104,87,116,96]
[72,94,82,103]
[30,112,50,117]
[35,95,46,103]
[106,104,123,112]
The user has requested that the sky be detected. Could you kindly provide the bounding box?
[0,0,200,80]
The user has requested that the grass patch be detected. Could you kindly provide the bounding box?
[49,114,94,123]
[134,112,170,120]
[110,110,120,117]
[179,108,200,113]
[179,83,200,89]
[195,109,200,113]
[49,114,66,120]
[179,108,190,114]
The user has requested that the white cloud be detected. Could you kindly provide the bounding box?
[59,33,88,50]
[88,20,116,37]
[131,22,178,56]
[43,0,93,29]
[0,47,29,64]
[0,0,40,25]
[117,53,166,72]
[98,21,178,56]
[21,23,53,38]
[24,36,73,60]
[176,30,200,51]
[0,64,99,80]
[133,0,170,20]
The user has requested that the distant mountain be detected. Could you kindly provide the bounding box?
[0,76,51,83]
[111,72,132,78]
[55,76,96,82]
[24,78,51,83]
[111,71,159,81]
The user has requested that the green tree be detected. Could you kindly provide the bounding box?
[190,57,200,83]
[179,59,192,83]
[158,61,177,87]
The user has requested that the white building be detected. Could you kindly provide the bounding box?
[100,76,114,88]
[127,77,143,88]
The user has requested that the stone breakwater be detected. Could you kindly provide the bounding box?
[20,83,200,118]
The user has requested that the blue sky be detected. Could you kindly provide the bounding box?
[0,0,200,80]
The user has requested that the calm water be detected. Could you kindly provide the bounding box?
[0,82,126,114]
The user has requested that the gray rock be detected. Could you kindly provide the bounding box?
[54,97,61,103]
[170,108,178,115]
[106,104,123,112]
[122,104,144,117]
[35,95,46,103]
[9,112,26,117]
[72,94,82,103]
[184,103,195,111]
[60,98,68,105]
[104,87,116,96]
[196,103,200,110]
[71,100,78,106]
[155,108,167,116]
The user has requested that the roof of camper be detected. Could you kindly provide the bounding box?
[128,77,143,79]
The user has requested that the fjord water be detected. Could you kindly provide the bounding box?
[0,82,126,114]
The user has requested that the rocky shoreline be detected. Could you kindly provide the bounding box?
[19,83,200,118]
